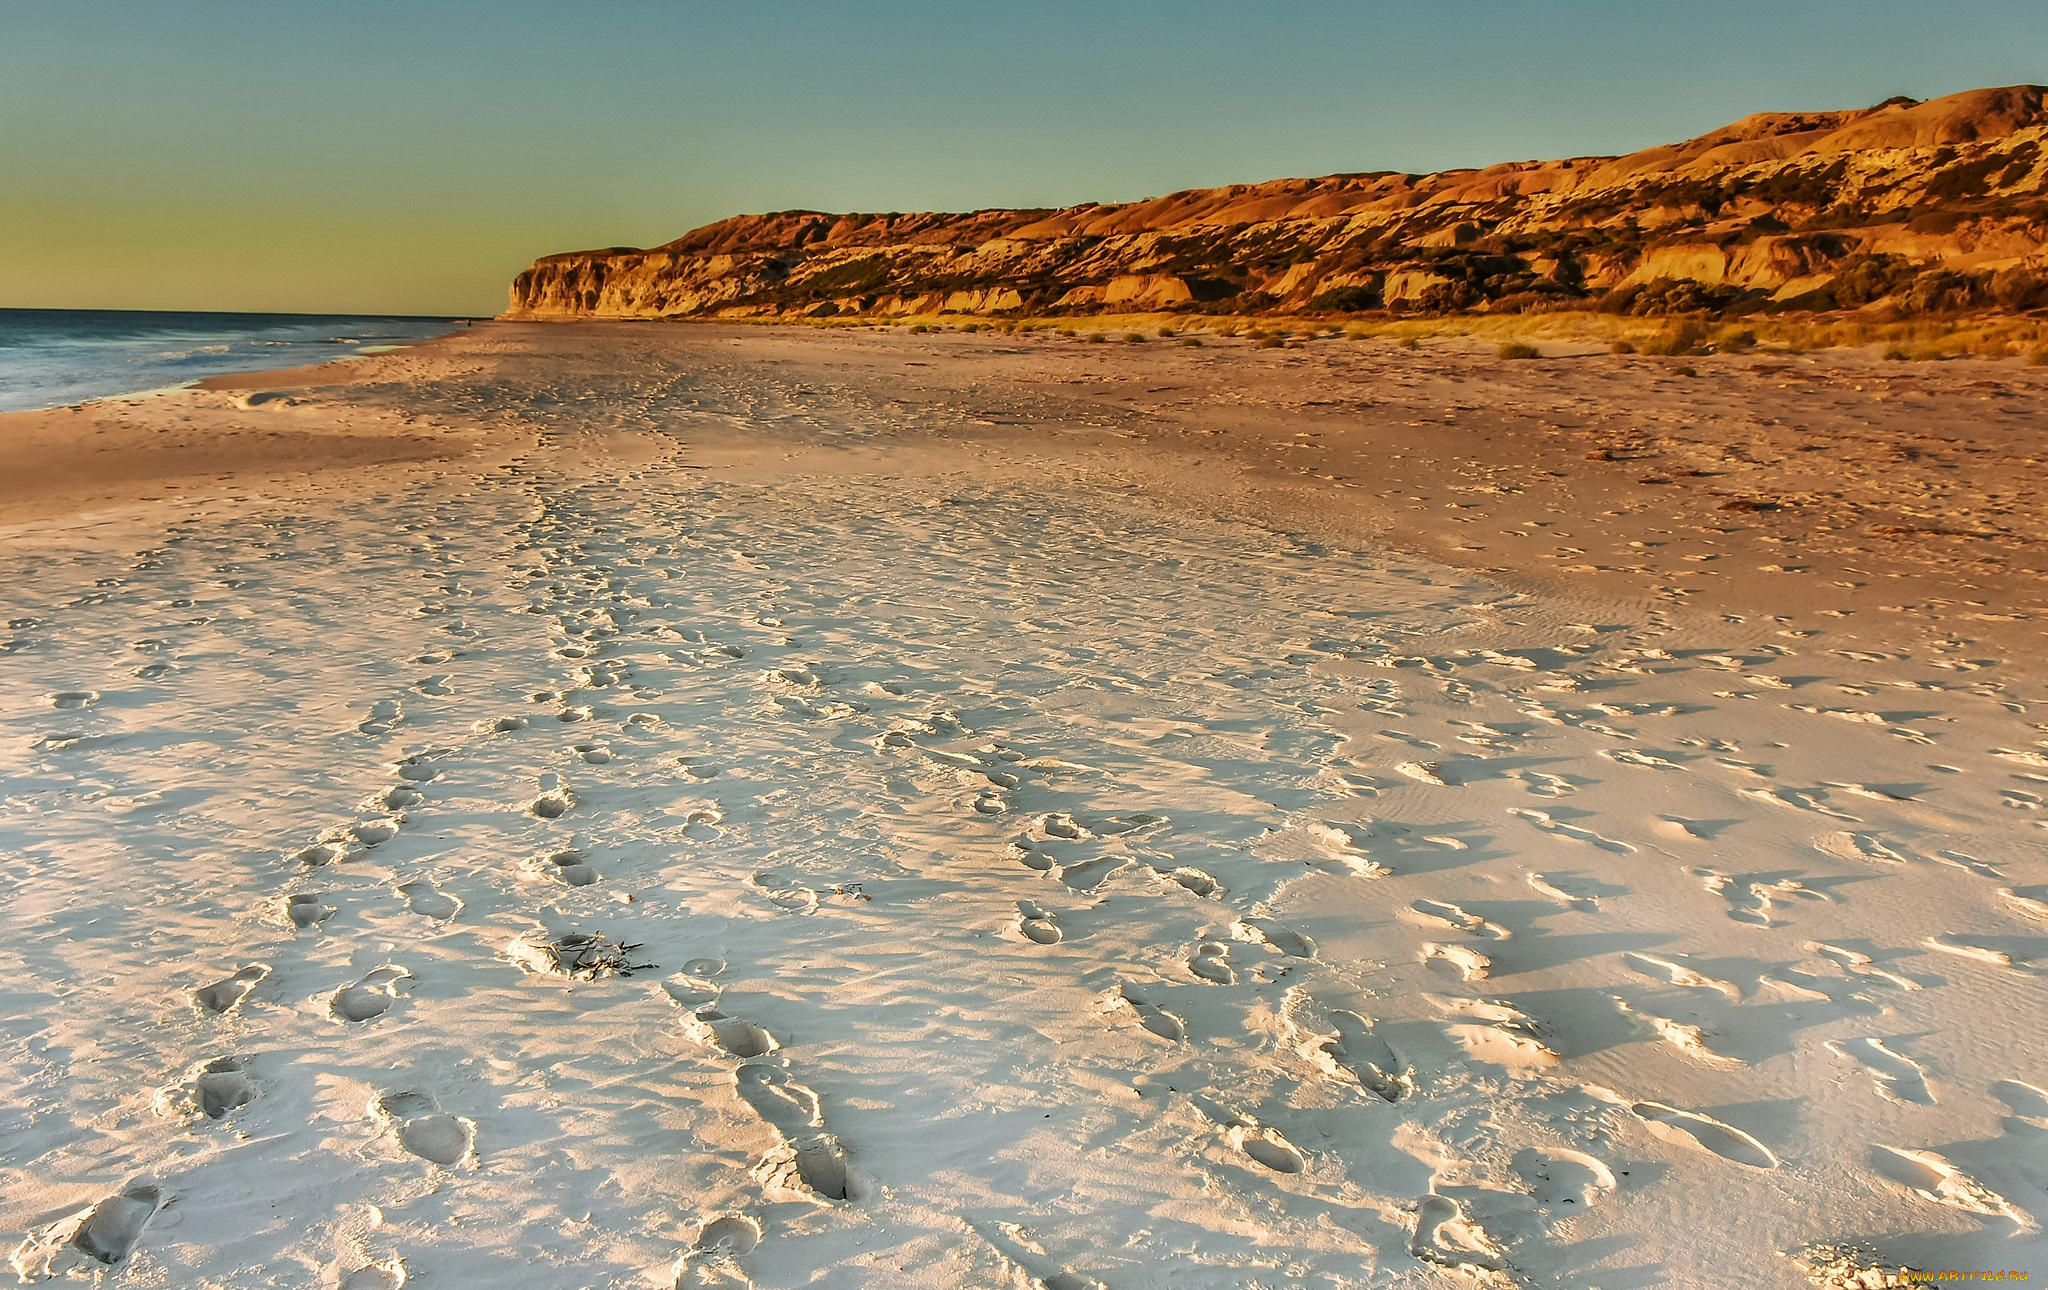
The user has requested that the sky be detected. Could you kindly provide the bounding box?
[4,1,2046,317]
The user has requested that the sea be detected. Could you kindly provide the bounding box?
[0,309,459,414]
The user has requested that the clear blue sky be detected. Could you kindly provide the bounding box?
[3,0,2043,315]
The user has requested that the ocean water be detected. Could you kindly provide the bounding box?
[0,308,457,413]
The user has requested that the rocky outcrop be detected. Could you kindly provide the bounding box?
[508,86,2048,321]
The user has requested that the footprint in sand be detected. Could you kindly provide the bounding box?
[736,1062,821,1135]
[285,893,336,931]
[1421,942,1492,983]
[1816,831,1911,866]
[1998,887,2048,924]
[1604,748,1685,771]
[1407,899,1512,940]
[1829,1037,1935,1105]
[332,966,412,1022]
[1622,952,1741,1001]
[479,715,527,734]
[1308,822,1390,878]
[1613,998,1744,1069]
[1409,1194,1507,1273]
[1809,941,1923,992]
[677,756,722,782]
[1324,1009,1410,1102]
[527,773,574,820]
[1169,867,1222,898]
[1512,769,1581,797]
[193,964,270,1015]
[572,742,613,764]
[68,1180,164,1266]
[1229,1124,1307,1175]
[1055,856,1126,892]
[1114,986,1186,1042]
[351,817,401,847]
[1741,785,1860,822]
[1927,933,2024,968]
[1238,921,1316,959]
[1511,1146,1617,1209]
[1870,1145,2032,1228]
[1651,816,1717,842]
[1008,843,1055,874]
[1033,812,1090,841]
[339,1259,408,1290]
[45,691,99,710]
[733,1064,819,1138]
[661,972,721,1009]
[398,880,462,921]
[688,1008,780,1059]
[1510,807,1635,854]
[690,1214,761,1257]
[357,698,404,736]
[1091,812,1167,837]
[1016,901,1064,945]
[741,1071,849,1203]
[1631,1101,1778,1169]
[681,809,725,842]
[1395,760,1450,786]
[375,1091,475,1167]
[1189,941,1234,984]
[1526,872,1600,910]
[789,1135,854,1201]
[190,1056,259,1120]
[371,785,424,812]
[391,753,441,784]
[1691,868,1828,927]
[1993,1080,2048,1133]
[293,840,348,867]
[540,847,599,886]
[747,871,817,914]
[679,1214,761,1285]
[1436,997,1560,1070]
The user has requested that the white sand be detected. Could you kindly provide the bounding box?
[1,325,2044,1287]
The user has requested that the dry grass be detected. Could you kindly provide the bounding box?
[781,307,2048,361]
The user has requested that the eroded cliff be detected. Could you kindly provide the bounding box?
[508,85,2048,321]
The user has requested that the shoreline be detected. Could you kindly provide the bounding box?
[0,328,510,526]
[0,309,468,416]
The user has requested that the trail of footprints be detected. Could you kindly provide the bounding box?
[652,543,2043,1277]
[14,571,588,1278]
[665,967,858,1221]
[17,443,2048,1283]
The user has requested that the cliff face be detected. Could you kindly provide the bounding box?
[508,85,2048,321]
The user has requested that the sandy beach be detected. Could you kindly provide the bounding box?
[2,321,2045,1287]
